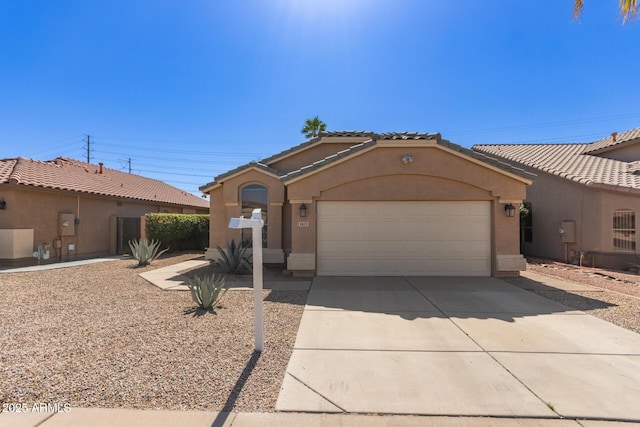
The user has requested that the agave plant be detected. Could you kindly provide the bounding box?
[215,239,252,274]
[186,274,228,310]
[128,239,169,266]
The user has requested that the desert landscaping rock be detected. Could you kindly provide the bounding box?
[0,253,307,412]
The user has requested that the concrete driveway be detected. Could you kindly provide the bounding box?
[276,276,640,422]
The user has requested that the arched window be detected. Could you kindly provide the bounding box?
[613,210,635,252]
[241,184,268,248]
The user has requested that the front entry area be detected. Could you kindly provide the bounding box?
[316,201,491,276]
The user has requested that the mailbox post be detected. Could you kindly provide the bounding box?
[228,208,265,352]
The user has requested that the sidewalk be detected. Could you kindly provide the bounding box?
[0,408,601,427]
[0,257,119,273]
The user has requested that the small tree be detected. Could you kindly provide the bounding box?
[301,116,327,139]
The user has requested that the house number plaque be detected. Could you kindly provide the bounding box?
[298,221,309,227]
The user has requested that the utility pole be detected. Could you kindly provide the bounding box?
[128,157,131,174]
[84,135,91,163]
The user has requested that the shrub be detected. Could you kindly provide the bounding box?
[129,239,169,266]
[186,273,228,310]
[216,239,252,274]
[146,214,209,252]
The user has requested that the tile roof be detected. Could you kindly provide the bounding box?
[200,161,284,190]
[472,142,640,193]
[200,130,534,191]
[584,127,640,154]
[281,135,534,182]
[1,157,209,208]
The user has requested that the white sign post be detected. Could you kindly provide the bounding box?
[228,208,265,352]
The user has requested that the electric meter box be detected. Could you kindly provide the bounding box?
[560,220,576,243]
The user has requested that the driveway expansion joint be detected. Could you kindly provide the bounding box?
[286,372,346,413]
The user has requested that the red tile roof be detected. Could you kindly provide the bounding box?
[0,157,209,209]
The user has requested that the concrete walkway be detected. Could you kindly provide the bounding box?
[277,276,640,422]
[138,260,311,291]
[138,259,209,290]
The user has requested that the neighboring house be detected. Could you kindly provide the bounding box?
[473,128,640,270]
[200,131,533,277]
[0,157,209,265]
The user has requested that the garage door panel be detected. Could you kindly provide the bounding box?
[317,201,491,276]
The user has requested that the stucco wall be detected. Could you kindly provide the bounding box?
[207,169,285,262]
[1,187,185,263]
[285,145,527,275]
[206,141,528,275]
[596,143,640,162]
[519,166,640,269]
[268,137,369,172]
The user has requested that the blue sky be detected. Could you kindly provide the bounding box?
[1,1,639,195]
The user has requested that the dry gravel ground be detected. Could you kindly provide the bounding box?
[0,253,307,412]
[504,257,640,334]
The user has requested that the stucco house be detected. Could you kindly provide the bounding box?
[0,157,209,265]
[200,131,533,277]
[473,127,640,270]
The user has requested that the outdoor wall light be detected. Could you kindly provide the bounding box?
[0,199,5,210]
[504,203,516,217]
[401,155,414,164]
[299,203,307,217]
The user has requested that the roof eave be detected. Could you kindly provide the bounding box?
[200,164,282,193]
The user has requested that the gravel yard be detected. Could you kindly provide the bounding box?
[0,253,307,412]
[504,257,640,334]
[3,253,638,413]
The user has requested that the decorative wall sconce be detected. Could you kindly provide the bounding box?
[504,203,516,217]
[0,199,6,210]
[299,203,307,217]
[401,155,414,164]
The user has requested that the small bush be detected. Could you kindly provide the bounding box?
[146,214,209,252]
[186,274,228,310]
[129,239,169,266]
[216,239,252,274]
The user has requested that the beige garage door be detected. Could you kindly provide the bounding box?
[317,201,491,276]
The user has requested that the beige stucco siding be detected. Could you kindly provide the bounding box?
[207,168,285,262]
[269,142,360,173]
[2,187,183,262]
[205,138,529,275]
[518,164,640,268]
[597,143,640,162]
[286,147,525,202]
[285,145,526,275]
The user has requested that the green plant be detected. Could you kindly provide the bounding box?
[186,274,228,310]
[145,213,209,251]
[128,239,169,266]
[216,239,252,274]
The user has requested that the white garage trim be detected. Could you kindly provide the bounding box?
[317,201,491,276]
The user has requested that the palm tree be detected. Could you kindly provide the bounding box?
[301,116,327,139]
[574,0,638,21]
